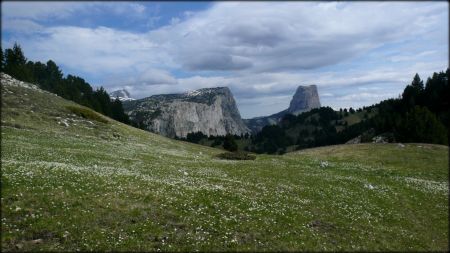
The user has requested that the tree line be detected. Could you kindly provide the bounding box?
[0,43,130,124]
[369,71,448,144]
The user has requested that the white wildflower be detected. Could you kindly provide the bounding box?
[320,161,329,168]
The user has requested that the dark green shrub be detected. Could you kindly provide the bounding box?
[215,151,256,160]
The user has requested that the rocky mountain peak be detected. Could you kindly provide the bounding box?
[287,85,321,115]
[244,84,322,133]
[110,89,134,101]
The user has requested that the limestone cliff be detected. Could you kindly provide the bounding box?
[287,85,321,115]
[123,87,250,138]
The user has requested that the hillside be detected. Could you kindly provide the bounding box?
[1,74,448,251]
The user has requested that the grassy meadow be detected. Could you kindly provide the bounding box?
[1,78,448,251]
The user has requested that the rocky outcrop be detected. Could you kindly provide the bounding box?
[287,85,321,115]
[244,85,321,133]
[110,89,134,101]
[122,87,250,138]
[345,135,362,144]
[1,73,45,92]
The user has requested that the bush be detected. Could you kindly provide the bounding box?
[215,151,256,160]
[66,105,108,123]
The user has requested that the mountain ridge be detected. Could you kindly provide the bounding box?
[123,87,250,138]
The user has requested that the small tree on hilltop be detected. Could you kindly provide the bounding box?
[403,73,424,108]
[4,43,33,82]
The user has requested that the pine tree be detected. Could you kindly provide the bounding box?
[411,73,424,90]
[4,43,33,81]
[403,73,424,108]
[111,98,130,124]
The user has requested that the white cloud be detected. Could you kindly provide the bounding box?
[390,50,437,63]
[149,2,446,73]
[112,68,178,87]
[7,26,168,76]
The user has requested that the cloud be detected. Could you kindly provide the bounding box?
[152,1,446,73]
[5,26,168,77]
[111,68,178,87]
[138,69,178,85]
[4,2,446,77]
[186,53,253,71]
[389,50,437,63]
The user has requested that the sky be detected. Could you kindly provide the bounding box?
[1,1,448,118]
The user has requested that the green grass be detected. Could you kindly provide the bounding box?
[1,80,448,251]
[65,105,109,124]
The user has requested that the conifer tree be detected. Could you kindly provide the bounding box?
[4,43,33,81]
